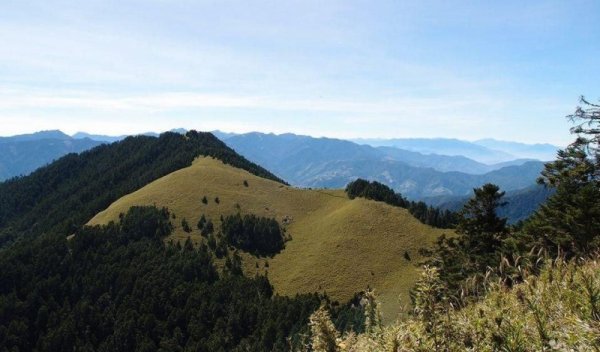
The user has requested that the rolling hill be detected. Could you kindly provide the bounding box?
[473,138,559,161]
[90,156,451,321]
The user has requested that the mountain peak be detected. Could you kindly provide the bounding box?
[1,130,71,142]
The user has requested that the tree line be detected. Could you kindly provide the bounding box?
[345,178,457,228]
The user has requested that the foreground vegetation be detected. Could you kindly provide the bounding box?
[306,256,600,351]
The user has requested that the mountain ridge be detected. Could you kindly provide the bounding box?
[222,132,545,199]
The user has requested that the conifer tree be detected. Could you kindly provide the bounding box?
[432,183,507,293]
[526,97,600,256]
[456,183,507,259]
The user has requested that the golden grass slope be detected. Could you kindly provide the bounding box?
[89,157,450,321]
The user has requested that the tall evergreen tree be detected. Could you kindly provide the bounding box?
[456,183,507,259]
[432,183,507,293]
[525,97,600,257]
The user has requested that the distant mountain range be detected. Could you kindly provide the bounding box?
[219,132,545,199]
[0,129,555,222]
[353,137,559,163]
[0,131,104,181]
[71,128,188,142]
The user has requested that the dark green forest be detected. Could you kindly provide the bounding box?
[0,130,285,247]
[345,178,457,228]
[0,206,363,351]
[221,214,286,257]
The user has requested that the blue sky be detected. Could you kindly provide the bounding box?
[0,0,598,144]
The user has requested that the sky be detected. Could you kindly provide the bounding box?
[0,0,598,145]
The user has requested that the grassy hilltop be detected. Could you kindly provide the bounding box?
[90,157,450,320]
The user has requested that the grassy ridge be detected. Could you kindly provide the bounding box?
[90,157,450,320]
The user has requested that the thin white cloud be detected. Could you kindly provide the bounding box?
[0,90,502,116]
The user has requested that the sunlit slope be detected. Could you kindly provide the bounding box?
[90,157,450,320]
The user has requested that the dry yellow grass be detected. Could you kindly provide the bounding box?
[89,157,450,321]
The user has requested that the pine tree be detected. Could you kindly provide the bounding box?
[456,183,507,259]
[432,183,507,293]
[526,97,600,257]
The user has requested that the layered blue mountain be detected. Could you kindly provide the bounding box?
[0,131,104,181]
[1,130,552,221]
[353,137,560,164]
[473,138,559,161]
[219,132,545,199]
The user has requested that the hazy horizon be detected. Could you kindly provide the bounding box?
[0,127,564,147]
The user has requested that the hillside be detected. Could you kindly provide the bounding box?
[90,157,450,320]
[221,132,545,199]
